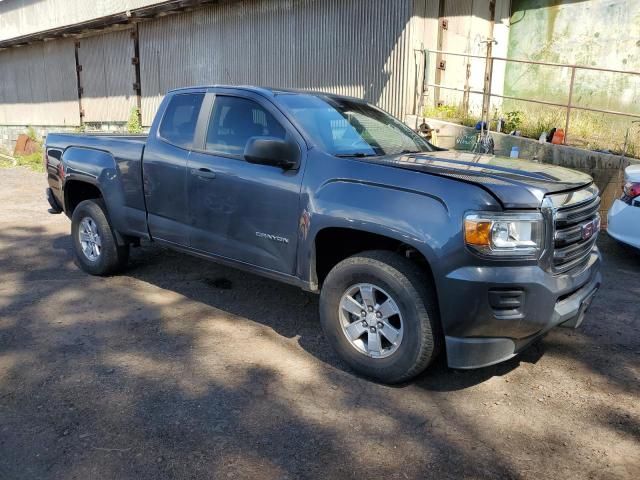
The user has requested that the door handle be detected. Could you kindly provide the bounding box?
[191,167,217,179]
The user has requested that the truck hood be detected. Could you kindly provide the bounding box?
[366,150,594,209]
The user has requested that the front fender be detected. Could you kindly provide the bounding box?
[300,179,458,287]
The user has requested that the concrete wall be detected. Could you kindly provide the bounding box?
[420,0,512,114]
[412,117,640,225]
[505,0,640,115]
[0,125,76,153]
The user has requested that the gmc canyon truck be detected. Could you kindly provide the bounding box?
[45,86,602,383]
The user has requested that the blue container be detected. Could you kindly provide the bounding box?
[510,146,520,158]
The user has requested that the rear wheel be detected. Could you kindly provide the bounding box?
[71,199,129,276]
[319,250,441,384]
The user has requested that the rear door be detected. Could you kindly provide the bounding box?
[187,90,305,275]
[142,91,205,245]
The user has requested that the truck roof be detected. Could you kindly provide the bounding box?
[167,84,366,103]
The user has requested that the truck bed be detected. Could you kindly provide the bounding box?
[45,132,150,240]
[45,132,148,151]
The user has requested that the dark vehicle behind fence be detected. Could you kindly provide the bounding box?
[45,86,602,383]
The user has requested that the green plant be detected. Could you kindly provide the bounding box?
[503,110,524,133]
[74,124,86,133]
[26,126,40,142]
[127,107,143,134]
[424,103,479,128]
[15,151,44,171]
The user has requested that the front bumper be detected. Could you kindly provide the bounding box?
[440,249,601,369]
[607,199,640,249]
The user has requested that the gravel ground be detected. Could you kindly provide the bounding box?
[0,167,638,480]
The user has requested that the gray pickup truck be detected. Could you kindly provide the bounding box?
[45,86,602,383]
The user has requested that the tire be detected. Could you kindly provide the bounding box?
[71,199,129,276]
[319,250,441,384]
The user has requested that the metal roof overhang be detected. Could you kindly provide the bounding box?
[0,0,221,49]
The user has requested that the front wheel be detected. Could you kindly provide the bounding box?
[71,199,129,276]
[319,251,441,384]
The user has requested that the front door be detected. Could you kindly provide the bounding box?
[187,92,304,275]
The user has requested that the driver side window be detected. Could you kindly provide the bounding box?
[205,96,286,156]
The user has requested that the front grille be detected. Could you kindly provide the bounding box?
[552,191,600,273]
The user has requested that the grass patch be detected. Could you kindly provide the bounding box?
[424,104,479,128]
[0,152,44,172]
[15,151,45,172]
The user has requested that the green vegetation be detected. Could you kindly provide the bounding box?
[424,104,479,128]
[502,110,523,133]
[0,151,13,168]
[127,107,143,134]
[425,101,640,158]
[26,126,39,142]
[15,150,44,171]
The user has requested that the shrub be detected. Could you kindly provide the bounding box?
[127,107,143,134]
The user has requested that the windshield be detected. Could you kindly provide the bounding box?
[277,94,435,157]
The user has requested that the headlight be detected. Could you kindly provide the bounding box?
[464,212,544,257]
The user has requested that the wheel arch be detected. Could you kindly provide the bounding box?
[64,179,104,216]
[60,146,136,244]
[310,226,439,298]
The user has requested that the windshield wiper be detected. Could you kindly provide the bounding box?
[334,152,378,158]
[398,149,421,154]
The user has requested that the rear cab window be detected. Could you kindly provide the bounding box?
[158,93,205,149]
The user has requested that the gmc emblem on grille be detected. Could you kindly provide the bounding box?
[581,221,596,241]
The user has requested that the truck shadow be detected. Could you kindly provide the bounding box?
[122,238,540,391]
[47,230,640,397]
[1,224,638,479]
[1,225,529,479]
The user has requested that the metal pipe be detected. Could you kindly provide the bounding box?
[429,49,640,76]
[564,66,576,144]
[426,83,640,120]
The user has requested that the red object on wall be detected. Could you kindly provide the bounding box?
[551,128,565,144]
[13,134,40,157]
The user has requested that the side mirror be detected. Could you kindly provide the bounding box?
[244,136,299,170]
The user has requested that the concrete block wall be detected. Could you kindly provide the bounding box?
[0,123,134,154]
[0,125,77,153]
[406,117,640,227]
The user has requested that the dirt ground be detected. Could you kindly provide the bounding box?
[0,167,638,480]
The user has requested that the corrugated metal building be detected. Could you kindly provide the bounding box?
[138,0,421,125]
[1,0,527,148]
[0,0,461,137]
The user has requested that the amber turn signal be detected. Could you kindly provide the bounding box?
[464,220,492,246]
